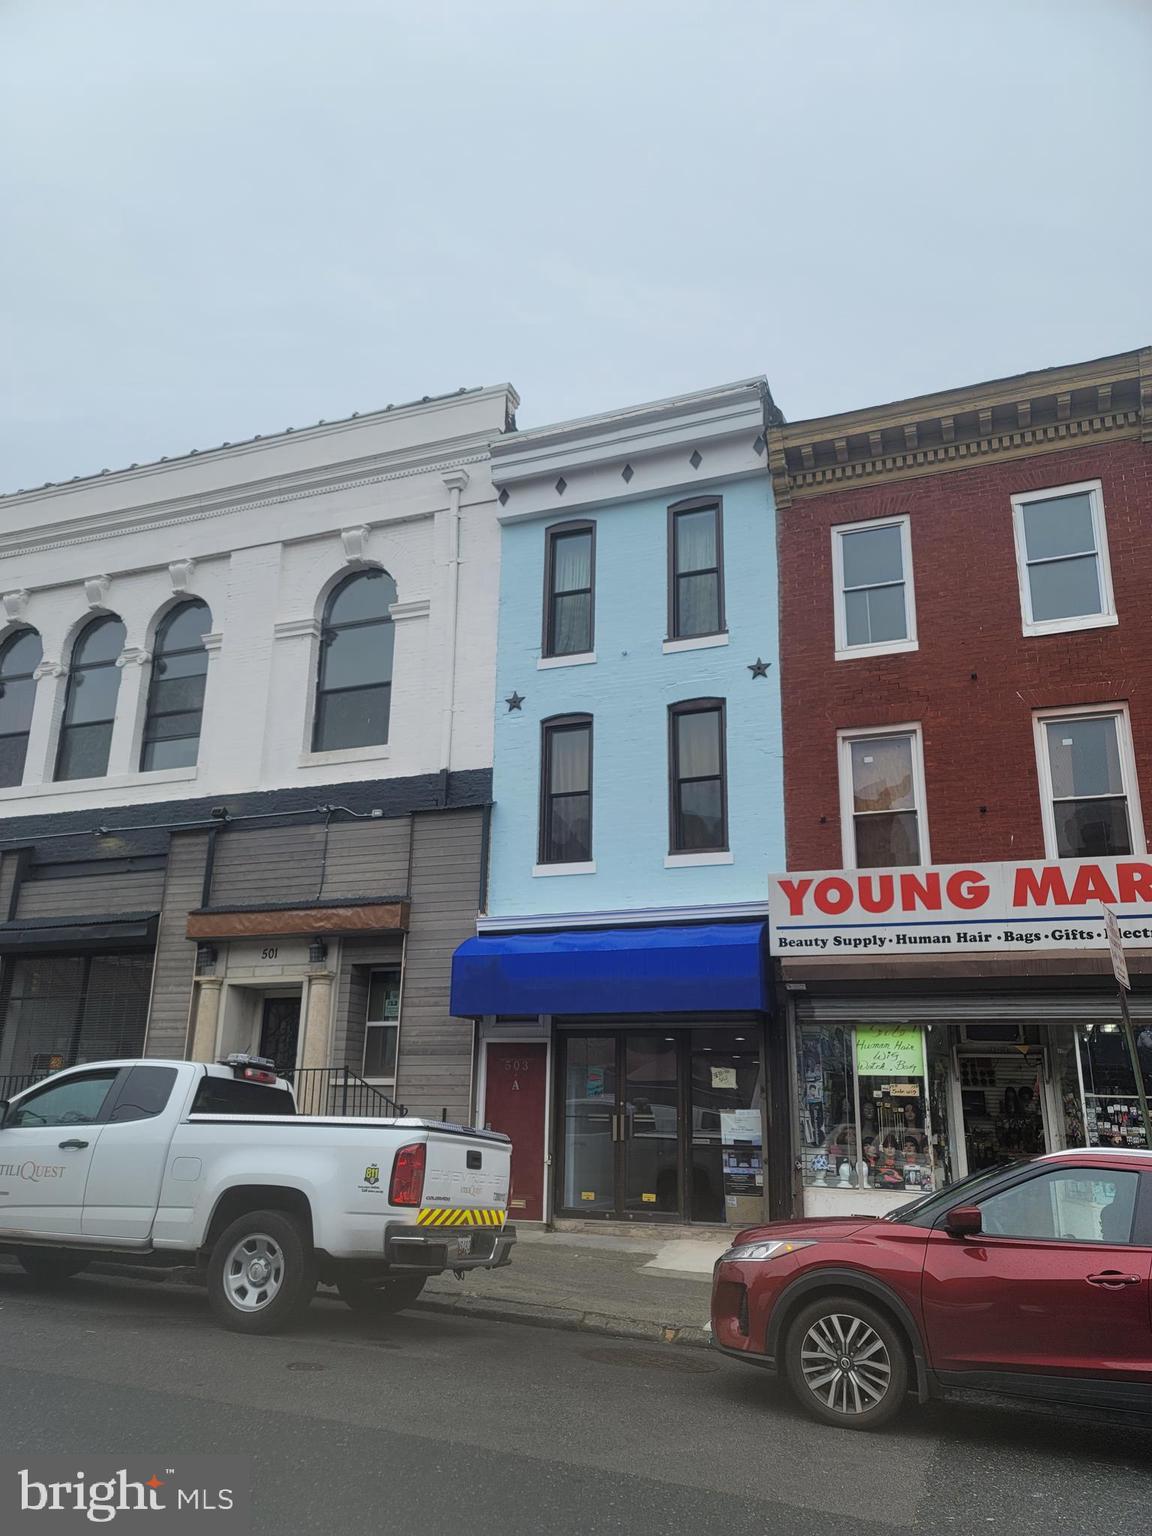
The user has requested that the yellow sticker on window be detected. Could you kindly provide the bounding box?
[581,1190,596,1200]
[642,1192,657,1203]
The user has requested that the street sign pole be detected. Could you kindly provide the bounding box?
[1102,905,1152,1150]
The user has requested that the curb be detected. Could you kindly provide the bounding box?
[414,1290,711,1349]
[12,1259,713,1349]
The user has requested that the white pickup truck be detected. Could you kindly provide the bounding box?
[0,1054,514,1333]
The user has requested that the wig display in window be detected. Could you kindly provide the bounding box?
[797,1024,857,1187]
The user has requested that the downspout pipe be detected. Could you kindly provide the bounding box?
[439,469,469,805]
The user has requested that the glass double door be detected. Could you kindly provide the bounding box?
[558,1029,764,1222]
[560,1033,680,1218]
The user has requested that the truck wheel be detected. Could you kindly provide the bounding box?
[784,1294,909,1431]
[207,1209,316,1335]
[16,1249,89,1286]
[338,1274,427,1315]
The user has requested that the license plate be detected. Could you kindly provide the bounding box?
[454,1234,473,1258]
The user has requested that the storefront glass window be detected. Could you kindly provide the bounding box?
[1079,1022,1152,1150]
[797,1022,948,1193]
[0,953,152,1082]
[855,1026,939,1193]
[689,1029,762,1224]
[797,1023,857,1187]
[561,1035,616,1212]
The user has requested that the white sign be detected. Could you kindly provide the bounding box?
[720,1109,762,1144]
[767,858,1152,957]
[1102,905,1130,990]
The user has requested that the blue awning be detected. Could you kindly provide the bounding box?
[451,922,770,1017]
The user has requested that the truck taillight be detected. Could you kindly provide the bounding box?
[389,1142,426,1207]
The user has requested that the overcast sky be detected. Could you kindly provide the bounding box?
[1,0,1148,492]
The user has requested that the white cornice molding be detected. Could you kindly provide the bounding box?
[389,598,431,623]
[33,657,65,680]
[201,630,224,653]
[0,444,494,563]
[475,898,771,932]
[273,618,321,641]
[491,382,767,487]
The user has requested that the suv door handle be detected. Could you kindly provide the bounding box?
[1086,1270,1142,1288]
[58,1139,89,1150]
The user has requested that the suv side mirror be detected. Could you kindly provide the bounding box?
[945,1204,983,1237]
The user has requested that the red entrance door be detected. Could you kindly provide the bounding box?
[483,1042,547,1222]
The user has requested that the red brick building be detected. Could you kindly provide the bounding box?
[767,348,1152,1217]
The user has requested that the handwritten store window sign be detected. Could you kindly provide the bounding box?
[768,857,1152,957]
[855,1027,925,1079]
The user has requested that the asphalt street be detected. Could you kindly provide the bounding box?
[0,1265,1149,1535]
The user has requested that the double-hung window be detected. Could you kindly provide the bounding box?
[839,725,928,868]
[363,968,401,1081]
[1011,481,1115,635]
[539,715,592,866]
[55,615,127,782]
[669,500,724,640]
[140,599,211,770]
[669,700,728,853]
[0,627,42,788]
[542,524,594,659]
[832,516,916,658]
[1034,706,1143,858]
[313,569,397,751]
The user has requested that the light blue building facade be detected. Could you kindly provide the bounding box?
[452,380,790,1228]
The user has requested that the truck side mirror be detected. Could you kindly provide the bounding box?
[945,1204,983,1237]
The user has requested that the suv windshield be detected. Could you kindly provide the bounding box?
[882,1161,1012,1226]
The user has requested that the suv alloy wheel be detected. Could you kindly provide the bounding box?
[784,1295,909,1430]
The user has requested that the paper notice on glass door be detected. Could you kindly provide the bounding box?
[710,1066,737,1089]
[720,1109,762,1144]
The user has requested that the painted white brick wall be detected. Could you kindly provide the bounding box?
[0,387,516,813]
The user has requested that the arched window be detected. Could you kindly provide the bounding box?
[313,570,397,751]
[0,628,43,788]
[55,615,127,782]
[140,600,211,770]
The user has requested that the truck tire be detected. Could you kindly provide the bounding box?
[16,1249,89,1286]
[338,1274,427,1315]
[207,1209,316,1335]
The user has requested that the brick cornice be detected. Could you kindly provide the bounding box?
[770,348,1147,507]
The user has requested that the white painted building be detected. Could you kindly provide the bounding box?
[0,385,517,1120]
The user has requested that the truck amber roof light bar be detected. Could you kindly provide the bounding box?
[220,1053,280,1084]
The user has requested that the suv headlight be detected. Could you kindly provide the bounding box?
[720,1238,814,1263]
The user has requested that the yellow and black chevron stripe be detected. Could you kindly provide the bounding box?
[416,1207,507,1228]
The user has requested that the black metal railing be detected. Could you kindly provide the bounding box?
[284,1066,405,1119]
[0,1071,48,1103]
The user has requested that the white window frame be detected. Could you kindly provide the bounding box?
[362,966,402,1086]
[831,515,917,661]
[837,722,931,869]
[1010,479,1117,637]
[1032,703,1145,859]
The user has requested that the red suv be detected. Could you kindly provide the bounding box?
[711,1148,1152,1430]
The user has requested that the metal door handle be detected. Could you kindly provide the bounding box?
[610,1114,619,1143]
[1086,1271,1141,1288]
[58,1138,89,1150]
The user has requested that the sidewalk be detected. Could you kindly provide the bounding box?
[417,1228,726,1348]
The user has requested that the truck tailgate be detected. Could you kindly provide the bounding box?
[417,1128,510,1223]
